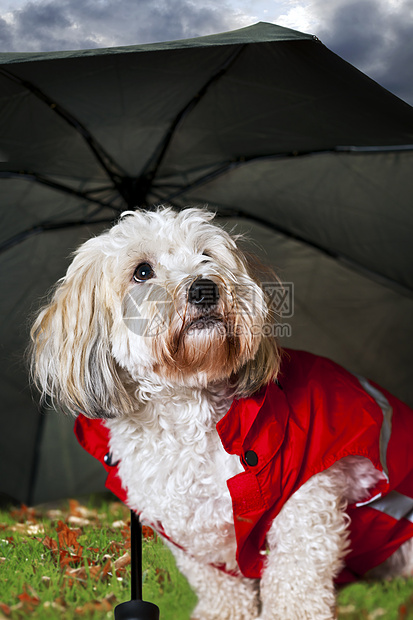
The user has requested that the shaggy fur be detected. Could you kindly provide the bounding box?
[30,207,413,619]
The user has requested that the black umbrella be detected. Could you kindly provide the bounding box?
[1,21,413,505]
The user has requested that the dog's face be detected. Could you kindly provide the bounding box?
[31,207,280,418]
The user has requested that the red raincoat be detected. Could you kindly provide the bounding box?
[75,349,413,583]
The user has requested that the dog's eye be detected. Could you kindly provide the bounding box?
[133,262,154,282]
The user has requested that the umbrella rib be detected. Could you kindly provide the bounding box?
[222,209,413,297]
[0,216,116,255]
[139,44,246,189]
[153,188,406,295]
[0,67,127,188]
[157,149,413,298]
[166,202,410,299]
[150,143,413,298]
[0,170,120,209]
[159,145,413,203]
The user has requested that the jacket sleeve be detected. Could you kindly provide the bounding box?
[74,414,128,504]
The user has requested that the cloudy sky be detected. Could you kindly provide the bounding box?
[0,0,412,105]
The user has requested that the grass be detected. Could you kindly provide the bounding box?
[337,579,413,619]
[0,497,195,619]
[0,497,412,619]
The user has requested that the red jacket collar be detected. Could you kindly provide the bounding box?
[217,381,289,472]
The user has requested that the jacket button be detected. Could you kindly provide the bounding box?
[104,452,119,467]
[245,450,258,467]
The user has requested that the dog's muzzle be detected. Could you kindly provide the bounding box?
[188,278,219,308]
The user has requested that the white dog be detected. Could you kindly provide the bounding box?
[30,207,413,620]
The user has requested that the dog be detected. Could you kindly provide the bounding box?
[30,206,413,619]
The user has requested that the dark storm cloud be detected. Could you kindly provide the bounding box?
[0,0,236,53]
[370,12,413,106]
[315,0,413,105]
[0,15,12,48]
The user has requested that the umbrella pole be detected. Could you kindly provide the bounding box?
[114,511,160,620]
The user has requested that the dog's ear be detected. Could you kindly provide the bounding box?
[233,250,282,396]
[30,245,132,419]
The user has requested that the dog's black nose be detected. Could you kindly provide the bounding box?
[188,278,219,307]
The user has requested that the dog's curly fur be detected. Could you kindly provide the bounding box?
[30,207,413,619]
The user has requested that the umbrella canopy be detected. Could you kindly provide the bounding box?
[1,22,412,505]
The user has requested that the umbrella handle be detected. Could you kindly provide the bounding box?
[114,511,160,620]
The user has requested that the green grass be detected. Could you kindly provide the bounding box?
[337,579,413,619]
[0,497,412,619]
[0,498,195,619]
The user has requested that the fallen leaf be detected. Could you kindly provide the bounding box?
[55,520,85,567]
[108,540,127,554]
[37,535,58,556]
[75,598,112,614]
[12,523,44,535]
[53,597,68,609]
[67,515,90,527]
[399,605,407,619]
[46,509,63,520]
[103,592,117,605]
[10,505,37,524]
[398,594,413,619]
[338,605,356,614]
[88,564,105,580]
[155,567,171,585]
[368,609,386,619]
[56,520,82,551]
[69,499,98,520]
[114,552,131,572]
[100,558,113,580]
[37,523,85,568]
[120,525,131,550]
[69,499,80,513]
[43,600,66,613]
[64,566,88,587]
[58,549,84,568]
[16,584,40,613]
[142,526,154,539]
